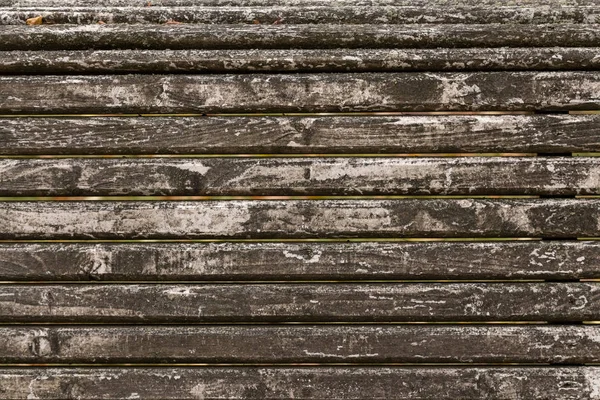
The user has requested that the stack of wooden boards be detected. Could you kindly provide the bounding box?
[1,0,600,398]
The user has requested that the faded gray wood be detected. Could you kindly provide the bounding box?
[1,325,599,363]
[2,157,600,196]
[5,48,600,75]
[2,5,600,24]
[2,367,599,399]
[2,72,600,114]
[3,24,600,51]
[4,48,600,74]
[1,199,600,240]
[1,0,598,8]
[1,115,599,155]
[4,156,600,195]
[0,282,596,322]
[1,241,600,281]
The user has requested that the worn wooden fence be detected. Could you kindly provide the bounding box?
[1,0,600,398]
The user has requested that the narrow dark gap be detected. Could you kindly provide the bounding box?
[537,153,573,157]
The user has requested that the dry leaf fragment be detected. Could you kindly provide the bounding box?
[26,15,43,25]
[165,19,182,24]
[253,19,260,24]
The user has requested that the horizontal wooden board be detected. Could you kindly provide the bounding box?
[1,325,599,363]
[2,199,600,239]
[0,283,596,322]
[4,48,600,74]
[2,367,599,399]
[1,115,599,155]
[2,5,600,24]
[1,241,599,281]
[2,72,600,114]
[1,0,598,8]
[3,24,600,51]
[1,157,599,196]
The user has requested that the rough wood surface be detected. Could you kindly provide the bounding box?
[3,157,600,196]
[2,72,600,114]
[0,282,596,322]
[2,5,600,24]
[3,24,600,51]
[4,48,600,74]
[1,115,599,155]
[2,367,599,399]
[2,0,598,8]
[1,199,600,240]
[1,241,599,281]
[0,325,599,363]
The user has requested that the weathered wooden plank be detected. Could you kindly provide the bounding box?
[2,367,599,399]
[0,325,599,363]
[1,0,598,8]
[2,72,600,114]
[2,24,600,51]
[2,5,600,24]
[1,241,600,281]
[0,283,596,322]
[1,115,599,155]
[4,156,600,196]
[4,48,600,74]
[1,157,599,197]
[2,199,600,240]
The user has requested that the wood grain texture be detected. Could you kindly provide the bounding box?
[1,325,599,363]
[3,24,600,51]
[2,199,600,240]
[2,115,599,155]
[2,367,600,399]
[4,48,600,74]
[5,48,600,75]
[0,282,596,322]
[1,241,599,281]
[1,157,599,197]
[2,72,600,114]
[1,0,598,8]
[2,5,600,24]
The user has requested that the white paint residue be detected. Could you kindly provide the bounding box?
[283,250,322,263]
[584,368,600,399]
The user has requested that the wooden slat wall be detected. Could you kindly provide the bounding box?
[1,1,600,399]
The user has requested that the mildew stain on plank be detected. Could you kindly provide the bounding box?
[1,199,600,239]
[1,115,599,155]
[2,72,600,113]
[1,325,600,363]
[2,367,599,399]
[0,241,599,281]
